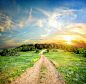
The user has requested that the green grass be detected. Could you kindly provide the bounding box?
[43,49,86,84]
[41,66,47,71]
[40,76,47,80]
[42,73,46,75]
[0,51,41,84]
[40,81,43,83]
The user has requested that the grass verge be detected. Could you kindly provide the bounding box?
[43,49,86,84]
[0,51,41,84]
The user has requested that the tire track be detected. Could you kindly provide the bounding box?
[10,50,66,84]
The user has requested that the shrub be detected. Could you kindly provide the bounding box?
[47,49,49,53]
[84,52,86,57]
[8,77,13,83]
[76,48,85,54]
[36,49,39,53]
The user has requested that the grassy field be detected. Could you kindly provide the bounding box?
[0,50,41,84]
[43,49,86,84]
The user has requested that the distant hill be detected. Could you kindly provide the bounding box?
[0,46,20,50]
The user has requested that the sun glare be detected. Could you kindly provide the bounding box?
[64,35,71,41]
[67,41,71,44]
[63,35,72,44]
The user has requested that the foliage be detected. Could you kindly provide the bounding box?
[1,43,86,57]
[47,49,49,53]
[8,78,13,83]
[36,49,39,53]
[0,44,36,56]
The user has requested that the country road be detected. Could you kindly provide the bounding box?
[10,50,66,84]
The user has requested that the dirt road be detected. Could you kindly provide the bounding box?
[10,50,66,84]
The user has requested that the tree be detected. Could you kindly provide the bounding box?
[47,49,49,53]
[2,49,8,56]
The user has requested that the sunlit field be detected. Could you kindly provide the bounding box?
[0,51,40,84]
[43,49,86,84]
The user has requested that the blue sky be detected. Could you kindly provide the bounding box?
[0,0,86,49]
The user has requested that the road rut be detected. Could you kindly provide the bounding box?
[10,50,66,84]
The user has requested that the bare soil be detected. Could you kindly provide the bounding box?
[10,50,67,84]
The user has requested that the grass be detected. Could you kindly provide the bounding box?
[41,66,47,70]
[42,73,46,75]
[40,81,43,83]
[43,49,86,84]
[40,76,47,80]
[0,50,41,84]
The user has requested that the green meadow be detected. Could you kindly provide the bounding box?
[0,51,40,84]
[43,49,86,84]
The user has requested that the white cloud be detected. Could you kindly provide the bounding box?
[21,39,29,43]
[2,38,23,45]
[18,8,35,28]
[71,28,86,34]
[0,12,17,32]
[0,25,4,32]
[44,28,53,33]
[18,22,24,28]
[52,34,86,43]
[4,16,16,30]
[34,19,46,27]
[71,13,77,20]
[40,28,53,38]
[55,7,82,14]
[36,8,50,17]
[0,33,2,36]
[25,8,34,25]
[35,7,79,29]
[41,34,49,37]
[64,23,86,34]
[3,39,14,44]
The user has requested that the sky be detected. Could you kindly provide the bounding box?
[0,0,86,49]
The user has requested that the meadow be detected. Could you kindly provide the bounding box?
[0,44,86,84]
[0,50,41,84]
[43,49,86,84]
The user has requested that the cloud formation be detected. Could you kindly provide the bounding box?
[22,39,29,43]
[0,12,16,32]
[64,23,86,35]
[34,7,83,30]
[0,0,86,49]
[0,33,2,36]
[18,8,35,28]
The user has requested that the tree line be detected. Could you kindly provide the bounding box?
[0,43,86,57]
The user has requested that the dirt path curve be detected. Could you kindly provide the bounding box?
[10,50,66,84]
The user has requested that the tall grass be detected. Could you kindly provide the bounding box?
[44,49,86,84]
[0,51,40,84]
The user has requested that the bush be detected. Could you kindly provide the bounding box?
[8,77,13,83]
[84,52,86,57]
[76,48,85,54]
[47,49,49,53]
[36,49,39,53]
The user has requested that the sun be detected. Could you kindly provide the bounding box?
[64,35,71,42]
[67,41,71,44]
[63,35,72,45]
